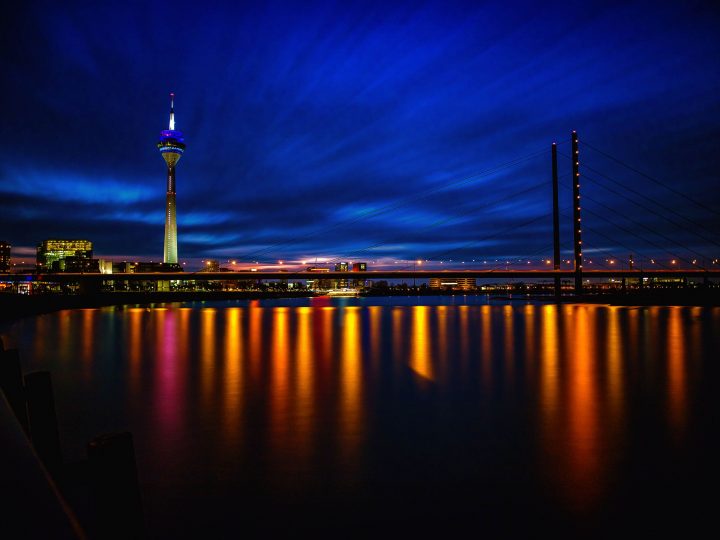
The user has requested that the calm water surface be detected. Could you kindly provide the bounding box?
[3,296,718,536]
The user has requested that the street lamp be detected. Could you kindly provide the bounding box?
[414,259,422,288]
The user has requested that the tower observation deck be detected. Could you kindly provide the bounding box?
[157,92,186,264]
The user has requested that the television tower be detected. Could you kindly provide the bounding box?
[157,92,186,264]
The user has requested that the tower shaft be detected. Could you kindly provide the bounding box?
[166,164,176,193]
[164,166,178,264]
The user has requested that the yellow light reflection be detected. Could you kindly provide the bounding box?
[480,305,492,389]
[566,306,601,510]
[627,308,639,366]
[537,303,563,512]
[458,305,469,375]
[200,308,216,407]
[223,307,243,436]
[368,306,382,376]
[294,307,315,464]
[503,305,515,381]
[524,305,536,381]
[409,306,434,381]
[539,304,560,422]
[319,307,335,369]
[128,308,142,396]
[436,306,448,383]
[269,307,291,467]
[339,307,363,475]
[248,305,263,383]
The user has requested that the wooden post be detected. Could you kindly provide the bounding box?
[25,371,63,475]
[0,348,29,434]
[87,432,144,538]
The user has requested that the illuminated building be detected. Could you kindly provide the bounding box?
[334,262,349,288]
[306,266,330,290]
[63,256,100,273]
[0,241,10,272]
[429,277,476,291]
[157,92,186,264]
[351,262,367,288]
[36,239,93,272]
[98,260,114,274]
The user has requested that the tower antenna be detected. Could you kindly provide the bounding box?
[169,92,175,131]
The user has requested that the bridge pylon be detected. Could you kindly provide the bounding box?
[552,142,561,298]
[572,131,583,295]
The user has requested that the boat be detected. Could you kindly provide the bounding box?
[325,289,359,297]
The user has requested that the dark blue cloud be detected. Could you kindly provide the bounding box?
[1,0,719,269]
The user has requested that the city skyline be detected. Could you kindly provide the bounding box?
[1,1,719,265]
[1,4,718,535]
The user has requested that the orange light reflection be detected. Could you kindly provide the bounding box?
[409,306,434,382]
[666,308,686,439]
[566,306,601,511]
[223,307,243,439]
[294,307,315,467]
[200,308,216,408]
[339,307,363,477]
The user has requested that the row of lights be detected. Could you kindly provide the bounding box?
[195,256,720,268]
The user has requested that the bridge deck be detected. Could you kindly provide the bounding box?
[1,269,718,282]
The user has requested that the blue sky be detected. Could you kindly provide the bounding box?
[1,0,719,269]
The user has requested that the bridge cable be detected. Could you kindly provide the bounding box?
[558,178,690,268]
[583,141,720,219]
[325,181,549,265]
[402,213,552,270]
[577,175,712,267]
[558,210,672,270]
[580,161,720,245]
[233,147,551,262]
[561,189,698,268]
[557,150,720,247]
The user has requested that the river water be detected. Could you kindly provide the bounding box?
[2,296,718,536]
